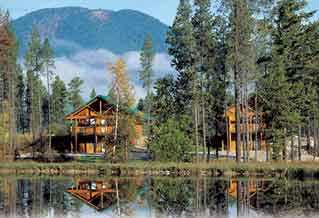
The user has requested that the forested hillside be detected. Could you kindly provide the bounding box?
[12,7,168,56]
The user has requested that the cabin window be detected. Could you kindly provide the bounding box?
[101,119,106,126]
[91,182,97,190]
[84,119,90,126]
[90,119,96,125]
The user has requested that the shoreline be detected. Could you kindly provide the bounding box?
[0,161,319,178]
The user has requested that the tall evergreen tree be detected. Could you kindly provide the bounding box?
[42,38,55,154]
[208,13,229,160]
[24,26,44,139]
[139,34,155,141]
[272,0,319,155]
[15,65,26,133]
[166,0,196,115]
[260,52,300,160]
[152,75,177,123]
[228,0,255,162]
[166,0,200,161]
[192,0,218,159]
[67,76,84,110]
[0,11,19,159]
[51,76,68,124]
[90,88,96,99]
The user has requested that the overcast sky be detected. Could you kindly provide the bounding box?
[1,0,318,25]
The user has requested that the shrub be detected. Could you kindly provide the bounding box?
[149,116,192,162]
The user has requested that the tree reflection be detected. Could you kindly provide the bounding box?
[0,177,318,217]
[150,178,195,217]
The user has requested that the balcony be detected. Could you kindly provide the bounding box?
[72,126,114,136]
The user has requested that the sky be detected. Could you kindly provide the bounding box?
[1,0,318,25]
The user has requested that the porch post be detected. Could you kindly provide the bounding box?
[75,119,78,153]
[94,119,97,153]
[71,120,74,153]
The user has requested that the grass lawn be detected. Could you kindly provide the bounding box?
[1,160,319,173]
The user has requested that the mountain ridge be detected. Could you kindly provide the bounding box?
[12,7,169,56]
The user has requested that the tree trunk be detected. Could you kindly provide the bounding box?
[235,75,241,162]
[242,107,246,163]
[234,0,241,162]
[254,87,259,161]
[8,64,16,160]
[290,132,294,161]
[29,72,35,141]
[195,103,200,163]
[298,125,302,161]
[115,179,121,217]
[202,102,206,160]
[316,126,319,159]
[147,87,152,154]
[215,137,219,160]
[313,119,318,160]
[47,67,52,158]
[207,144,210,162]
[192,65,200,163]
[38,81,42,139]
[283,128,287,161]
[244,85,249,162]
[307,117,311,152]
[113,88,120,159]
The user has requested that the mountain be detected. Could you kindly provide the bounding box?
[12,7,169,56]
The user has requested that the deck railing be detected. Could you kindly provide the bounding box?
[72,126,114,136]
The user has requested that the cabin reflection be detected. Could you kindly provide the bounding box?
[67,180,117,211]
[0,177,318,217]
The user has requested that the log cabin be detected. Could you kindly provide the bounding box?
[225,105,267,153]
[64,95,145,154]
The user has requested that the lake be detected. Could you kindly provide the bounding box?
[0,176,318,218]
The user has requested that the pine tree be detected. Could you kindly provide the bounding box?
[166,0,196,115]
[228,0,255,162]
[15,65,26,133]
[139,34,155,141]
[67,77,84,110]
[207,13,229,160]
[271,0,319,157]
[24,26,44,139]
[51,76,68,124]
[167,0,200,161]
[192,0,218,159]
[137,99,144,112]
[260,53,300,160]
[42,38,55,155]
[152,75,177,123]
[0,11,19,159]
[90,88,96,99]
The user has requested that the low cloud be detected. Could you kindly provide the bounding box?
[54,49,175,102]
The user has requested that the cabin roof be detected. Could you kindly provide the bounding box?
[226,105,256,114]
[65,95,141,120]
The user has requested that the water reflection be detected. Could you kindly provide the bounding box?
[67,180,117,211]
[0,177,318,218]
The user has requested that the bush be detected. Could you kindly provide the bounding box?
[50,123,69,136]
[149,116,192,162]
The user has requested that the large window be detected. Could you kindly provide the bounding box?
[90,119,96,126]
